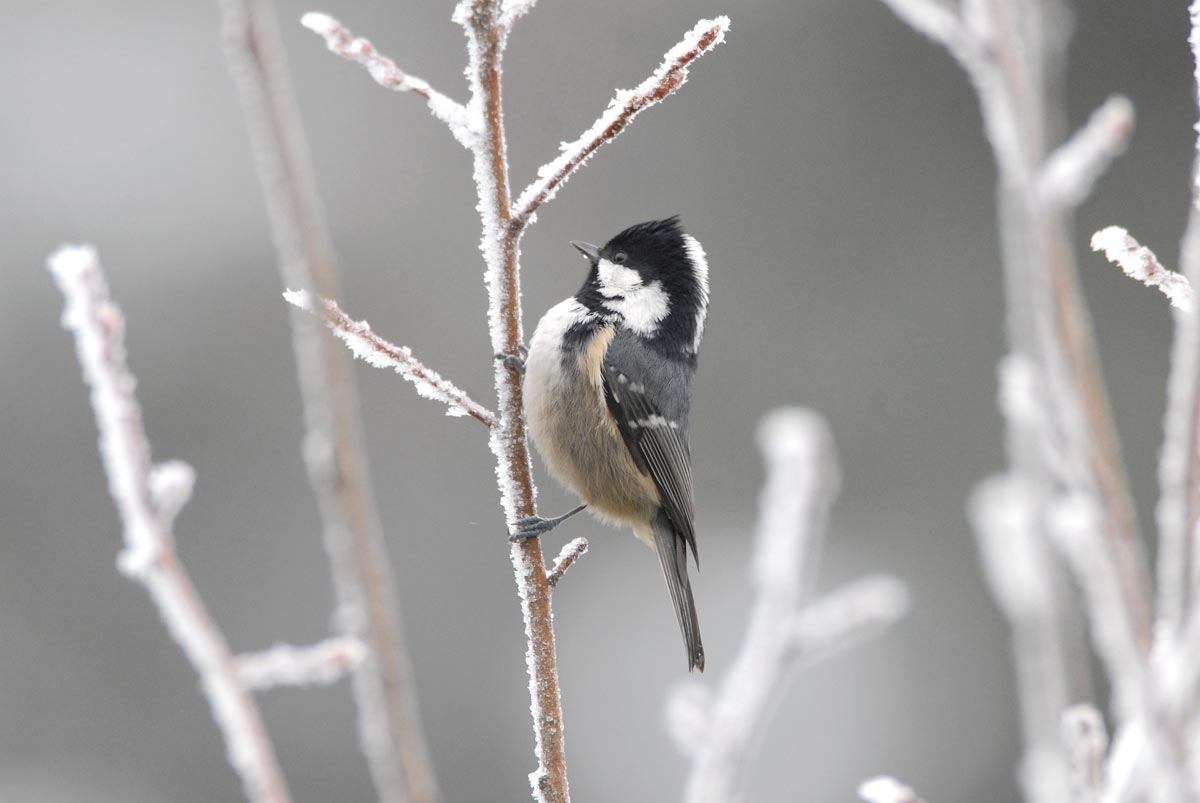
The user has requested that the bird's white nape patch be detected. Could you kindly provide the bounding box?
[683,235,710,353]
[596,258,670,336]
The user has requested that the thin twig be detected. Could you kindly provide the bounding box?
[546,538,589,588]
[1062,704,1108,803]
[284,290,497,426]
[1158,0,1200,634]
[300,13,473,149]
[237,637,366,691]
[48,246,292,803]
[1090,227,1195,313]
[511,17,730,227]
[218,2,439,802]
[1040,96,1135,209]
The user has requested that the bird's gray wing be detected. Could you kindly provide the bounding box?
[601,331,698,565]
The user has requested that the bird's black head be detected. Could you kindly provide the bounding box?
[571,216,710,356]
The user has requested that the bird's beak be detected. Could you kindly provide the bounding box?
[570,240,601,265]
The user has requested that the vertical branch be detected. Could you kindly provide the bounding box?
[48,246,292,803]
[455,1,569,801]
[217,3,438,802]
[1158,0,1200,632]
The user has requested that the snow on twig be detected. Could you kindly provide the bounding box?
[511,16,731,226]
[1091,227,1195,313]
[237,637,366,691]
[670,408,907,803]
[47,245,292,803]
[284,289,497,427]
[1040,97,1135,208]
[301,13,473,148]
[546,538,589,588]
[858,776,927,803]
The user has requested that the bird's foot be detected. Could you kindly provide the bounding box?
[509,504,587,542]
[495,343,529,373]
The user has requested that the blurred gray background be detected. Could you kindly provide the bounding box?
[2,0,1192,801]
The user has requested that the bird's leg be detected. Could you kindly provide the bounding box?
[494,343,529,373]
[510,504,587,542]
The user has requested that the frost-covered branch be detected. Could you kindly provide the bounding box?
[669,409,908,803]
[1041,97,1136,209]
[1158,0,1200,634]
[237,637,366,691]
[546,538,589,588]
[1062,705,1107,803]
[859,776,927,803]
[1090,227,1195,313]
[284,290,497,426]
[301,13,473,148]
[48,246,292,803]
[219,2,439,801]
[511,17,730,227]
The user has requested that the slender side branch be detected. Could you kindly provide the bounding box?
[237,637,366,691]
[670,409,907,803]
[48,246,292,803]
[511,16,730,226]
[219,3,439,801]
[301,13,474,148]
[1090,228,1195,313]
[1159,0,1200,634]
[285,290,497,426]
[1040,97,1135,209]
[546,538,589,588]
[1062,704,1108,803]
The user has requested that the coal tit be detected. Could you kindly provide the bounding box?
[516,217,709,671]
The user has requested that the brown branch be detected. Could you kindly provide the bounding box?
[511,17,730,228]
[218,2,439,802]
[285,290,497,427]
[48,246,292,803]
[456,0,570,799]
[546,538,589,588]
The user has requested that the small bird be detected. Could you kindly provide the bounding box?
[514,216,710,671]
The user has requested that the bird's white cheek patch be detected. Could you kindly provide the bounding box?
[597,259,643,296]
[603,280,670,336]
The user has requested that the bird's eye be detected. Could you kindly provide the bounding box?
[613,252,628,265]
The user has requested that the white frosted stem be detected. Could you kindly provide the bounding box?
[511,16,730,225]
[48,246,292,803]
[1090,227,1195,313]
[1039,97,1135,209]
[674,409,907,803]
[284,290,497,426]
[546,538,589,588]
[237,637,366,691]
[301,13,474,148]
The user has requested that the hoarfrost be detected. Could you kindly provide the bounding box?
[1090,226,1195,312]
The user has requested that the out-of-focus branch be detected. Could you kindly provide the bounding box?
[510,16,730,227]
[1158,0,1200,634]
[1090,228,1195,313]
[970,473,1071,803]
[300,13,473,149]
[546,538,589,588]
[1040,97,1135,209]
[859,776,927,803]
[669,408,908,803]
[284,290,497,426]
[1062,704,1107,803]
[218,2,438,802]
[48,246,292,803]
[237,637,366,691]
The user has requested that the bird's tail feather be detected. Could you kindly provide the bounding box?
[652,510,704,672]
